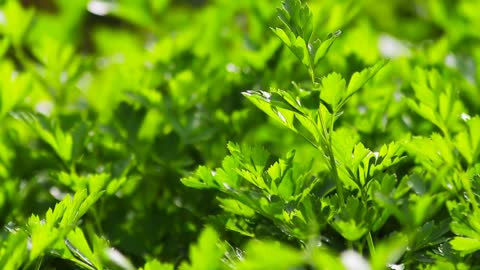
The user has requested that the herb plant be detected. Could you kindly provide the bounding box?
[1,0,480,269]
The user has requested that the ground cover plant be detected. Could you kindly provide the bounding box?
[1,0,480,269]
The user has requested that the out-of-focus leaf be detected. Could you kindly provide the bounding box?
[179,227,226,270]
[141,259,174,270]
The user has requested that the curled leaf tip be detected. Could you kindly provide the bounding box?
[331,30,342,37]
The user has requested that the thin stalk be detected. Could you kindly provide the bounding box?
[307,45,316,84]
[327,109,345,203]
[34,258,43,270]
[318,128,345,205]
[326,137,345,203]
[367,232,376,256]
[308,69,315,85]
[308,55,345,204]
[91,203,105,236]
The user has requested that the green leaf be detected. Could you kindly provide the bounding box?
[218,198,256,217]
[1,0,35,45]
[450,237,480,254]
[66,228,102,269]
[410,220,450,251]
[330,197,369,241]
[411,194,445,226]
[0,231,29,270]
[312,30,342,65]
[332,219,369,241]
[346,59,388,99]
[403,134,454,171]
[276,0,314,43]
[14,112,73,164]
[408,68,465,134]
[70,122,89,162]
[311,248,345,270]
[26,188,105,264]
[179,227,226,270]
[237,241,304,270]
[227,142,270,176]
[371,233,408,270]
[0,38,10,59]
[0,62,32,118]
[331,128,360,188]
[181,166,218,189]
[447,201,480,255]
[455,116,480,165]
[141,259,174,270]
[243,89,321,146]
[271,28,310,68]
[320,72,346,111]
[272,0,340,71]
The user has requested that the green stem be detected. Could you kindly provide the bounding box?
[309,68,315,85]
[367,232,376,256]
[307,45,316,85]
[309,54,345,205]
[327,137,345,203]
[328,110,345,204]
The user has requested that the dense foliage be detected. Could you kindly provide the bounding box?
[1,0,480,269]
